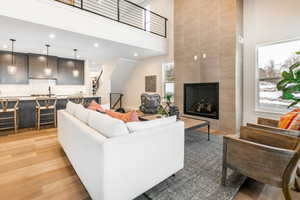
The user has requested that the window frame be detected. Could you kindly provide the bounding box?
[255,38,300,114]
[162,62,175,103]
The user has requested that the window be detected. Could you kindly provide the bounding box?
[257,39,300,111]
[162,63,175,101]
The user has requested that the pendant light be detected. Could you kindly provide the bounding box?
[7,39,17,75]
[44,44,52,76]
[72,49,79,77]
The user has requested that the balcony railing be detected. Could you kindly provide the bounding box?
[54,0,168,38]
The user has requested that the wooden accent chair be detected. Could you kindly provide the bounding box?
[222,124,300,200]
[247,118,300,138]
[0,99,19,133]
[35,98,57,130]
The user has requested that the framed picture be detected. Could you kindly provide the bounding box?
[145,75,157,92]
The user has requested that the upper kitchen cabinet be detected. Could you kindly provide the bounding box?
[0,51,28,84]
[57,58,84,85]
[28,53,58,79]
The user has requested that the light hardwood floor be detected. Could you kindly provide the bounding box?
[0,128,299,200]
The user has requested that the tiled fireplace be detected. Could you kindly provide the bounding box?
[184,83,219,119]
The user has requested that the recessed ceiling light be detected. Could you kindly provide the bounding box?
[3,44,8,49]
[49,34,56,39]
[133,52,139,57]
[93,43,99,48]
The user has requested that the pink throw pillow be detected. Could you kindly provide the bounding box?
[88,100,105,113]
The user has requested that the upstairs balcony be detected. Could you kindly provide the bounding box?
[0,0,169,54]
[56,0,168,38]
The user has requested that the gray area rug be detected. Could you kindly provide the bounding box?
[136,130,246,200]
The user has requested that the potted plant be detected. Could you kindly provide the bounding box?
[164,92,173,107]
[277,51,300,108]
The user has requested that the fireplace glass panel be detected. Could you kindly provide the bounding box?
[184,83,219,119]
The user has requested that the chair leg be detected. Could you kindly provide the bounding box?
[37,109,40,130]
[54,109,57,128]
[222,166,227,186]
[294,177,300,192]
[14,111,17,134]
[282,182,292,200]
[297,167,300,177]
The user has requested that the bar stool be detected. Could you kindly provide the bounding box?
[35,98,57,130]
[0,99,19,133]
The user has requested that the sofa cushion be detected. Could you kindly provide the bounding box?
[127,116,177,133]
[74,105,90,123]
[66,101,77,115]
[87,111,129,138]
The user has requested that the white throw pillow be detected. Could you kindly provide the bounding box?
[66,101,77,115]
[74,105,90,123]
[87,111,129,138]
[127,116,177,133]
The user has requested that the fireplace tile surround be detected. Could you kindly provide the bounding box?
[174,0,243,134]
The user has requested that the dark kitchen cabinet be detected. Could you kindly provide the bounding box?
[57,58,84,85]
[28,54,58,79]
[0,51,28,84]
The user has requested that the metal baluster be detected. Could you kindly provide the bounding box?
[165,19,167,38]
[117,0,120,21]
[144,8,147,31]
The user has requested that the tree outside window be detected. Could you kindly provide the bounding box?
[257,40,300,111]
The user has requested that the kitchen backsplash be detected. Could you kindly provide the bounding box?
[0,79,92,97]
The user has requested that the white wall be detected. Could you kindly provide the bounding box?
[243,0,300,123]
[121,0,174,109]
[0,0,167,54]
[0,61,92,97]
[122,56,165,109]
[111,59,138,93]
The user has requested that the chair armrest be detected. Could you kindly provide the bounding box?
[240,126,299,150]
[247,123,300,138]
[257,117,279,127]
[223,135,296,186]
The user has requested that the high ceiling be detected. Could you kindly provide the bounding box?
[0,15,162,71]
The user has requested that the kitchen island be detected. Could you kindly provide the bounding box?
[2,96,101,129]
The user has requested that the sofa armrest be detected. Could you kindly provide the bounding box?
[102,121,185,200]
[224,135,296,186]
[57,110,107,200]
[240,126,299,150]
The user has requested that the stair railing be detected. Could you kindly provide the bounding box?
[54,0,168,37]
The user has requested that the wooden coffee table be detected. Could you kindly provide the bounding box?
[138,114,210,141]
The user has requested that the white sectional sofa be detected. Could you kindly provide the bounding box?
[57,102,185,200]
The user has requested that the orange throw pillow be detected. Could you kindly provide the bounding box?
[88,100,105,113]
[279,109,300,130]
[106,110,139,123]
